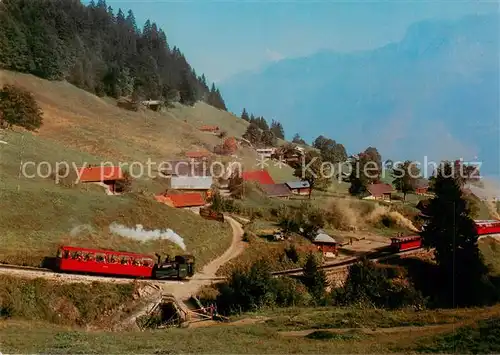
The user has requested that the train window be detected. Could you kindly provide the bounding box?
[131,258,141,266]
[84,253,95,261]
[142,258,153,267]
[120,256,130,265]
[72,251,83,260]
[63,250,70,259]
[96,253,106,263]
[109,254,119,263]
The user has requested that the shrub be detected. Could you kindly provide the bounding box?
[115,171,133,193]
[335,257,424,309]
[0,84,43,130]
[215,259,308,315]
[302,253,329,303]
[284,245,300,263]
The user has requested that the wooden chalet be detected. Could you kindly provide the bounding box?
[76,166,123,194]
[365,183,395,201]
[285,181,310,196]
[155,192,206,208]
[313,230,338,258]
[260,183,292,199]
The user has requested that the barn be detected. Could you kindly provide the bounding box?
[241,169,275,185]
[366,183,394,201]
[77,166,123,194]
[285,181,310,196]
[155,192,206,208]
[260,183,292,199]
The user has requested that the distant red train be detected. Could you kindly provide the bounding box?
[390,235,422,252]
[474,220,500,236]
[389,220,500,253]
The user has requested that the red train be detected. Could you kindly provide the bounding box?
[56,245,195,280]
[389,220,500,253]
[390,235,422,252]
[474,220,500,236]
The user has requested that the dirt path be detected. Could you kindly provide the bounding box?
[278,324,455,337]
[169,215,245,301]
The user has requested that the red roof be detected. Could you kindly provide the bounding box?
[242,170,275,185]
[164,193,206,208]
[185,151,210,159]
[367,183,394,197]
[199,125,219,131]
[78,166,123,182]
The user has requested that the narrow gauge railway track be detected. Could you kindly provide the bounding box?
[0,263,200,284]
[272,247,425,277]
[0,247,424,283]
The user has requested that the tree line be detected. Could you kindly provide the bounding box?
[241,108,285,147]
[0,0,226,109]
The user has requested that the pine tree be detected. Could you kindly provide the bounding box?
[179,69,196,106]
[241,108,250,121]
[348,147,382,196]
[0,1,225,107]
[392,160,420,201]
[302,253,328,302]
[261,130,277,147]
[292,151,330,198]
[292,133,306,145]
[420,161,494,306]
[270,119,285,139]
[242,122,262,146]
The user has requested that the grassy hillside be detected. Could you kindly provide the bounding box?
[0,70,242,267]
[3,303,500,353]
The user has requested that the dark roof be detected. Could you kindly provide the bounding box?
[261,183,292,197]
[161,161,211,177]
[415,178,429,189]
[285,181,310,189]
[367,183,394,197]
[242,170,275,185]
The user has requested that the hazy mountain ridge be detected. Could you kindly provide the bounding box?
[220,13,499,175]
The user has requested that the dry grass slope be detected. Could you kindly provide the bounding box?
[0,70,237,267]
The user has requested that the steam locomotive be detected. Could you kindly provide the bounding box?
[56,245,195,280]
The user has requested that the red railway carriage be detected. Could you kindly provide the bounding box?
[474,220,500,236]
[56,246,155,278]
[390,235,422,252]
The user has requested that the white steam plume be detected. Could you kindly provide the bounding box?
[70,224,95,237]
[109,222,186,251]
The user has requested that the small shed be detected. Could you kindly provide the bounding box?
[77,166,123,193]
[313,231,338,258]
[185,150,211,160]
[260,183,292,199]
[141,100,162,111]
[414,178,429,195]
[170,176,213,191]
[285,181,310,196]
[366,183,394,201]
[199,125,219,133]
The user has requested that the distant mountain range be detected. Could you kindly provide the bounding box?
[220,13,499,176]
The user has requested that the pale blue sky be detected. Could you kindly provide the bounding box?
[103,0,497,82]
